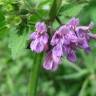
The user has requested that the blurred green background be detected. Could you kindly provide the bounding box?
[0,0,96,96]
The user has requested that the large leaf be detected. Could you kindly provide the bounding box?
[61,3,86,17]
[59,3,87,24]
[8,28,28,59]
[78,0,96,24]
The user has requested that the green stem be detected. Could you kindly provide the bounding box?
[28,53,43,96]
[49,0,62,22]
[56,16,63,25]
[78,78,89,96]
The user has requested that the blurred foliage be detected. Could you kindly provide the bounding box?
[0,0,96,96]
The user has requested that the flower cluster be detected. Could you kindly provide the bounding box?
[30,22,49,53]
[30,18,94,71]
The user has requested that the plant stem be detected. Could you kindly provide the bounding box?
[49,0,62,22]
[28,53,43,96]
[56,16,63,25]
[78,78,89,96]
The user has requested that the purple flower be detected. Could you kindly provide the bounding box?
[51,32,64,46]
[75,23,93,52]
[51,25,69,46]
[51,23,78,64]
[29,32,38,40]
[64,31,78,45]
[76,22,94,32]
[30,22,49,53]
[29,18,94,71]
[79,38,90,52]
[67,17,79,30]
[67,50,77,63]
[35,22,47,33]
[52,44,63,63]
[49,18,94,69]
[43,51,60,71]
[30,40,44,53]
[63,45,76,62]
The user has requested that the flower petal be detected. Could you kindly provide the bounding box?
[67,17,79,28]
[51,32,60,46]
[30,40,44,53]
[40,33,49,44]
[35,22,47,33]
[58,25,70,35]
[29,32,37,40]
[67,50,76,62]
[43,51,59,71]
[52,44,63,57]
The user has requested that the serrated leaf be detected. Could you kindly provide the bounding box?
[8,28,28,59]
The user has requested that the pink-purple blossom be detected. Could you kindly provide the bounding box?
[43,51,60,71]
[30,22,49,53]
[29,18,95,71]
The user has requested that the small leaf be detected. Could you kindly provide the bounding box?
[57,69,88,80]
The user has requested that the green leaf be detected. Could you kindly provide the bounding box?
[8,28,28,59]
[59,3,87,24]
[90,6,96,23]
[63,3,86,17]
[78,1,96,24]
[79,10,90,25]
[62,59,81,71]
[80,51,95,74]
[57,69,88,80]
